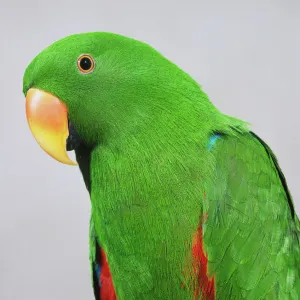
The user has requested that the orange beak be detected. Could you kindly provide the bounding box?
[25,88,77,166]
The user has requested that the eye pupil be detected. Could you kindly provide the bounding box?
[80,57,92,70]
[77,55,95,73]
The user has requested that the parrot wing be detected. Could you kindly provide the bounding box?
[203,131,300,299]
[89,216,117,300]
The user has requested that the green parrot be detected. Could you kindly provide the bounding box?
[23,32,300,300]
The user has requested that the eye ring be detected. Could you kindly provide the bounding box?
[77,54,95,74]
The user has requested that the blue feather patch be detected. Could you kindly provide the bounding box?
[207,134,221,151]
[95,264,102,286]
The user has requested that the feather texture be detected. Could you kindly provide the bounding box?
[204,132,300,299]
[90,217,117,300]
[192,214,215,300]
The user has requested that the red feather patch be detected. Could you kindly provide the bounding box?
[191,214,215,300]
[98,248,117,300]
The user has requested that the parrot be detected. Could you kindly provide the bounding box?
[23,32,300,300]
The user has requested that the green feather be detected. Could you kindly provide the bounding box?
[205,133,300,299]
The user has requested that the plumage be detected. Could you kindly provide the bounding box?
[23,32,300,299]
[203,132,300,299]
[191,214,215,300]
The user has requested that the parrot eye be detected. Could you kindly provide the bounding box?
[77,54,95,74]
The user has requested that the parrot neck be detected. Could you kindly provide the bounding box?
[104,90,221,145]
[75,143,93,194]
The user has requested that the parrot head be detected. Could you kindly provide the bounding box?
[23,32,213,165]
